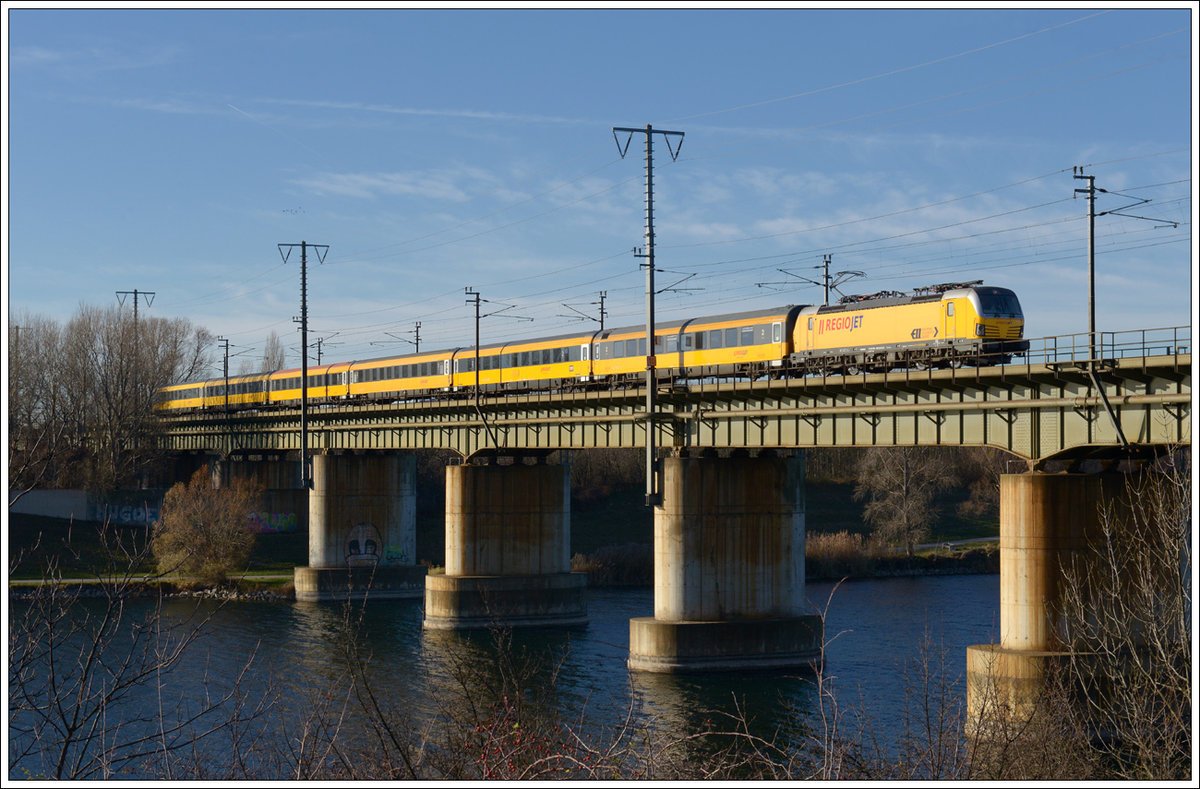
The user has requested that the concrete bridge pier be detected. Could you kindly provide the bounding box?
[966,472,1118,730]
[295,452,427,602]
[423,458,587,630]
[627,450,823,673]
[209,455,307,533]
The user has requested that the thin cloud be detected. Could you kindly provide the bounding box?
[10,42,183,74]
[289,167,499,201]
[255,97,596,126]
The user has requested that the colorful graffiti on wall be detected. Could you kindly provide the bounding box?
[246,511,299,534]
[95,501,161,526]
[383,544,410,565]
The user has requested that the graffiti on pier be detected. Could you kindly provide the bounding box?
[346,522,382,567]
[383,545,410,565]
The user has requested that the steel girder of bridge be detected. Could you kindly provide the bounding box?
[157,351,1190,466]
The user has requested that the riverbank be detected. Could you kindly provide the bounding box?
[9,544,999,602]
[9,509,999,600]
[568,540,999,587]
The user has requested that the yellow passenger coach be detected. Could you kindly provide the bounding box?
[153,281,1027,413]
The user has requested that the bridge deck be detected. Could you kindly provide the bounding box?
[158,345,1190,465]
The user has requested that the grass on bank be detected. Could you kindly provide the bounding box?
[7,513,307,582]
[10,480,998,586]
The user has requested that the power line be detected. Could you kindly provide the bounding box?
[613,123,684,507]
[668,10,1116,123]
[279,240,329,490]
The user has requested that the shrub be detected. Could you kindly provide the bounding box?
[570,542,653,586]
[806,530,880,579]
[151,468,262,588]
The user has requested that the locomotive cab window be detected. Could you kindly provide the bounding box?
[978,289,1023,318]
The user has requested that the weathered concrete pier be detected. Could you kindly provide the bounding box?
[965,472,1121,727]
[628,450,823,673]
[294,452,427,602]
[423,457,587,630]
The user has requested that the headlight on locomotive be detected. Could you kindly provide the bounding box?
[976,323,986,337]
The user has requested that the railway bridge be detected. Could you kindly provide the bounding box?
[157,328,1190,706]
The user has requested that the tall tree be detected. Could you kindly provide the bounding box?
[1054,453,1192,779]
[262,330,286,372]
[853,447,952,556]
[8,304,212,496]
[8,311,70,500]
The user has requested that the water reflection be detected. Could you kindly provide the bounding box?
[631,666,818,752]
[10,576,999,779]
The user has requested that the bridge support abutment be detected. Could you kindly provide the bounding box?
[295,452,427,602]
[424,460,587,630]
[628,452,823,673]
[209,455,307,533]
[966,472,1115,731]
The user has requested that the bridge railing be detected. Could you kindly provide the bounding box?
[1024,326,1191,366]
[668,325,1191,396]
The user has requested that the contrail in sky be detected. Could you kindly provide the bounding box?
[228,103,326,160]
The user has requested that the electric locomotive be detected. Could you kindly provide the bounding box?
[792,281,1026,373]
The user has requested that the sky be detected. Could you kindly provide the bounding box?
[4,3,1196,378]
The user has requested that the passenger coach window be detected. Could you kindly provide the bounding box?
[741,327,754,345]
[726,328,738,347]
[709,330,723,349]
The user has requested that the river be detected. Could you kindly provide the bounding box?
[9,573,1000,779]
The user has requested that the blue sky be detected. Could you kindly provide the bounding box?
[5,4,1195,376]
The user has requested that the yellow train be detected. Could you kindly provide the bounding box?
[154,281,1026,412]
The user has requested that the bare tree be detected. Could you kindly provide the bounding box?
[853,447,952,556]
[262,330,286,372]
[235,331,287,376]
[1054,453,1192,779]
[7,525,276,780]
[8,304,212,495]
[953,447,1024,519]
[8,312,72,501]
